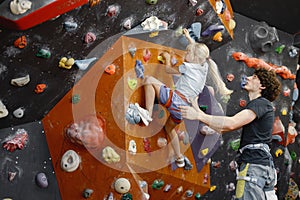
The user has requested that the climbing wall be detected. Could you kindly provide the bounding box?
[0,0,299,199]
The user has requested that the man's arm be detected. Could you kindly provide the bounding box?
[179,97,257,133]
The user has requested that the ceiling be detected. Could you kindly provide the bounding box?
[231,0,300,45]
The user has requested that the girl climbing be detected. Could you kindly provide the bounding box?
[137,28,233,168]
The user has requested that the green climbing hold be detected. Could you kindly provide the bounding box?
[146,0,158,4]
[72,94,80,104]
[275,45,285,54]
[199,105,208,112]
[36,49,51,58]
[195,192,201,199]
[230,138,240,151]
[121,193,132,200]
[158,109,164,119]
[152,179,164,190]
[290,151,297,161]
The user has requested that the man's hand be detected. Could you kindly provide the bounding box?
[179,97,203,120]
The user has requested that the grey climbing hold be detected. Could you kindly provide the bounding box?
[0,100,9,118]
[11,74,30,86]
[13,107,25,118]
[75,57,97,70]
[82,188,94,198]
[36,172,48,188]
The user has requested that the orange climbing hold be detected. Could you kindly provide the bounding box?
[14,35,27,49]
[105,64,116,75]
[232,52,296,80]
[212,31,222,42]
[35,84,47,94]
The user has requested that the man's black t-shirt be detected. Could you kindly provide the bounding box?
[239,97,274,166]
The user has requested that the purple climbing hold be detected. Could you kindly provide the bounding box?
[201,24,224,37]
[36,172,48,188]
[135,60,144,79]
[240,75,247,89]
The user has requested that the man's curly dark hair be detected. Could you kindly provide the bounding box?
[254,68,281,102]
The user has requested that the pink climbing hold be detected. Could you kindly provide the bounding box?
[3,129,29,152]
[143,49,151,62]
[84,32,96,44]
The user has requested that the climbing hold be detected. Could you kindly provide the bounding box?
[121,193,133,200]
[226,182,235,192]
[275,45,285,54]
[10,0,32,15]
[128,140,137,155]
[64,21,78,31]
[228,19,236,30]
[285,178,299,200]
[128,47,136,57]
[135,60,144,79]
[13,107,25,118]
[66,115,106,149]
[288,46,298,58]
[145,0,157,5]
[286,123,298,146]
[106,4,120,17]
[105,192,114,200]
[203,173,209,184]
[292,83,299,101]
[59,57,75,69]
[212,161,221,168]
[185,189,193,197]
[163,184,171,192]
[189,0,197,6]
[240,75,247,89]
[105,64,116,75]
[61,150,81,172]
[212,31,222,42]
[157,137,167,148]
[158,109,165,119]
[3,129,29,152]
[239,99,247,107]
[143,49,151,62]
[11,74,30,86]
[226,73,234,82]
[127,78,137,90]
[84,32,96,44]
[71,94,80,104]
[201,24,224,37]
[224,8,231,21]
[141,16,167,31]
[149,31,159,38]
[184,156,193,170]
[229,160,238,171]
[123,18,133,30]
[35,84,47,94]
[125,103,141,124]
[152,179,164,190]
[230,138,240,151]
[176,186,183,194]
[281,107,287,116]
[283,87,291,97]
[82,188,93,198]
[196,7,204,16]
[115,178,131,194]
[8,171,17,182]
[75,57,97,70]
[210,185,216,192]
[0,100,9,118]
[275,148,283,157]
[143,138,151,153]
[36,49,51,58]
[102,146,120,164]
[201,148,209,156]
[14,35,27,49]
[195,192,201,199]
[35,172,48,188]
[89,0,100,7]
[215,0,226,14]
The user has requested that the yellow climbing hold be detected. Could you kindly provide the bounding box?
[210,185,216,192]
[59,57,75,69]
[201,148,209,156]
[275,148,283,157]
[213,31,222,42]
[149,31,159,38]
[157,55,165,63]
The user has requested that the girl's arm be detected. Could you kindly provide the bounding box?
[183,28,195,44]
[160,52,180,74]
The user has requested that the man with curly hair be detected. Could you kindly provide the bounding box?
[179,68,281,200]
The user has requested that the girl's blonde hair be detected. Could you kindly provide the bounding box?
[186,43,233,96]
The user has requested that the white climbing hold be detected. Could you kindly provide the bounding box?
[11,74,30,86]
[61,150,81,172]
[10,0,32,15]
[0,100,9,118]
